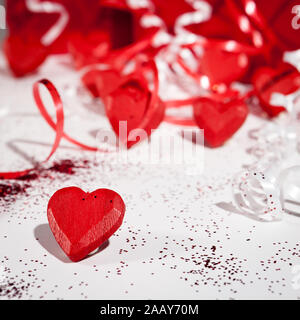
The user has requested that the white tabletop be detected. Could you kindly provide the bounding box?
[0,53,300,300]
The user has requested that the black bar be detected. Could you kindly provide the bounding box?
[0,300,297,319]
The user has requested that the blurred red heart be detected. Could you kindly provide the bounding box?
[253,63,300,117]
[81,68,122,98]
[47,187,126,262]
[200,48,249,85]
[104,74,165,149]
[4,35,48,77]
[193,96,248,147]
[68,31,111,69]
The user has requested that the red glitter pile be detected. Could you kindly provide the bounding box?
[49,159,90,175]
[0,159,90,204]
[0,182,30,203]
[49,159,77,175]
[0,279,30,299]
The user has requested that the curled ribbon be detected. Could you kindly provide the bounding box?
[0,56,162,179]
[278,166,300,215]
[232,165,300,221]
[0,78,110,180]
[152,0,267,126]
[0,79,64,179]
[232,170,282,222]
[231,92,300,220]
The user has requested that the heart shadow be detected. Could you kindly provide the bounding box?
[34,224,71,263]
[34,224,110,263]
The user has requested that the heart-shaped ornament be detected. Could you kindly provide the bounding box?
[103,73,165,149]
[193,96,248,148]
[253,63,300,117]
[82,68,122,98]
[199,48,249,85]
[68,31,111,69]
[47,187,126,262]
[4,34,48,77]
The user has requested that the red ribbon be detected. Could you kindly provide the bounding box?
[0,78,107,180]
[0,57,163,180]
[1,2,296,180]
[0,79,64,179]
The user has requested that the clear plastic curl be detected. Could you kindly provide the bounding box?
[232,92,300,221]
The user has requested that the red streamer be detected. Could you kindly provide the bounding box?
[0,79,64,179]
[1,1,299,180]
[0,78,107,180]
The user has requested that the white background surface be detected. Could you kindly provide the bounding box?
[0,52,300,300]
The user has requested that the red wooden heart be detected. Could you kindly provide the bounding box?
[193,97,248,147]
[47,187,126,262]
[253,63,300,117]
[103,75,165,149]
[4,34,48,77]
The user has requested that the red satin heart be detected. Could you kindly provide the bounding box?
[193,97,248,147]
[4,34,48,77]
[68,31,111,69]
[104,74,165,149]
[253,63,300,117]
[82,69,122,98]
[200,48,249,85]
[47,187,126,262]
